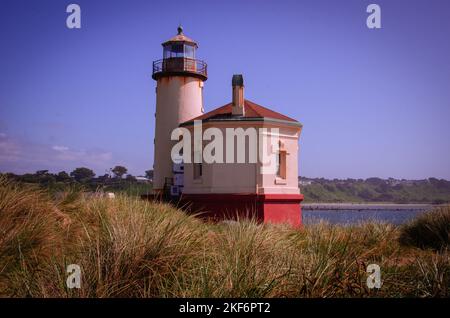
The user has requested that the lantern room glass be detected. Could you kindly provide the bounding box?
[163,43,196,59]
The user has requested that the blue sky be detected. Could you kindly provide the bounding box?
[0,0,449,179]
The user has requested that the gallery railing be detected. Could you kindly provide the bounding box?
[152,58,207,79]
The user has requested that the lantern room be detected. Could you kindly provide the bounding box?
[152,26,207,81]
[163,26,197,59]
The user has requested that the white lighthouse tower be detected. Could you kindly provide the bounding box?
[152,26,207,194]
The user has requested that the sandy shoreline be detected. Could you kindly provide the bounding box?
[302,203,434,211]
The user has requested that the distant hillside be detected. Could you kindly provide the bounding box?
[300,177,450,204]
[3,170,450,204]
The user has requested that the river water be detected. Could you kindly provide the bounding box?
[302,209,429,225]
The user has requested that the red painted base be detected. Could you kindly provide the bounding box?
[178,193,304,227]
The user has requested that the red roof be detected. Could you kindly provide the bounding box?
[162,33,197,47]
[183,100,298,124]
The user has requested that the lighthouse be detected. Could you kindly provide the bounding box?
[152,26,207,194]
[149,28,304,226]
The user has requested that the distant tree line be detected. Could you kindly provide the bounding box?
[1,166,154,195]
[299,177,450,204]
[2,169,449,203]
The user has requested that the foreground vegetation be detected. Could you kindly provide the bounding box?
[0,177,449,297]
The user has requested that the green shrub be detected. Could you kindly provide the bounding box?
[399,206,450,251]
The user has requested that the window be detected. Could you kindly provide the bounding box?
[179,134,184,156]
[275,151,280,177]
[184,45,195,59]
[163,46,171,59]
[172,44,184,57]
[193,141,203,181]
[193,163,202,180]
[163,44,195,59]
[276,150,287,179]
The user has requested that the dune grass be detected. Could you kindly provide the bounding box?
[399,206,450,251]
[0,177,449,297]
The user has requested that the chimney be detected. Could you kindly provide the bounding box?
[232,74,245,116]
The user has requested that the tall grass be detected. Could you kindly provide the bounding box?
[399,206,450,251]
[0,177,449,297]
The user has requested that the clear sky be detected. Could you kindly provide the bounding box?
[1,0,449,179]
